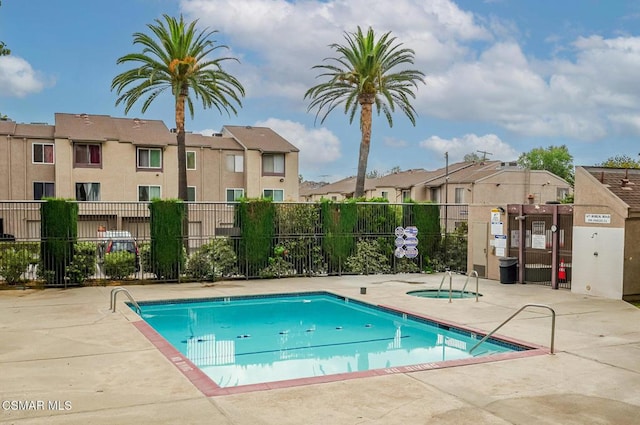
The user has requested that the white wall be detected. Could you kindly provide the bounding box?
[572,226,625,299]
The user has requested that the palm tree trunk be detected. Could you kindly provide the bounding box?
[355,95,374,198]
[176,93,188,201]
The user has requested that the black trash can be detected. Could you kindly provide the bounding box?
[499,257,518,284]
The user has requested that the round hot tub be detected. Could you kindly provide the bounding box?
[407,289,482,299]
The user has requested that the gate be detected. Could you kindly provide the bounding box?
[507,204,573,289]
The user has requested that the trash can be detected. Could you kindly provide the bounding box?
[499,257,518,284]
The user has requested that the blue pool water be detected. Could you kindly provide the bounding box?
[136,292,526,388]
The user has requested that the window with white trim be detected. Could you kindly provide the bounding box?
[186,151,196,170]
[33,143,54,164]
[262,189,284,202]
[262,153,284,175]
[137,148,162,169]
[187,186,196,202]
[76,183,100,201]
[226,154,243,172]
[34,182,54,200]
[455,188,465,203]
[226,188,244,201]
[138,185,161,201]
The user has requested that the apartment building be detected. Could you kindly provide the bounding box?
[0,113,300,202]
[301,161,571,205]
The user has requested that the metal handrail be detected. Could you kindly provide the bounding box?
[110,287,141,315]
[436,271,454,302]
[461,270,480,302]
[469,303,556,355]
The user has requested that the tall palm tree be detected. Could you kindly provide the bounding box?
[305,26,425,198]
[112,14,245,201]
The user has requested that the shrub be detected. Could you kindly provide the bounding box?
[0,247,32,284]
[40,199,77,285]
[185,238,237,280]
[259,245,296,278]
[321,200,357,273]
[104,251,136,280]
[345,239,391,275]
[66,242,97,284]
[149,200,186,279]
[395,257,420,273]
[236,199,274,276]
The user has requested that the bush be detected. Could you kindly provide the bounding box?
[40,199,78,285]
[149,200,186,279]
[104,251,136,280]
[345,239,391,275]
[185,238,237,280]
[259,245,296,278]
[0,247,32,284]
[66,242,97,284]
[236,199,274,276]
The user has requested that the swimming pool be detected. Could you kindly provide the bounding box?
[132,292,542,395]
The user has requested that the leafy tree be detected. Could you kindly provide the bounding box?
[596,155,640,169]
[463,152,481,162]
[305,26,425,198]
[366,169,382,179]
[517,145,574,185]
[112,15,245,201]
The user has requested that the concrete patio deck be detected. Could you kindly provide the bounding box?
[1,274,639,424]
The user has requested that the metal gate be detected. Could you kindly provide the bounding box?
[507,204,573,289]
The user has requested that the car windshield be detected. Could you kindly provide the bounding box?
[110,241,136,252]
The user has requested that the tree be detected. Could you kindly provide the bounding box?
[305,27,425,198]
[463,152,481,162]
[596,155,640,169]
[112,15,245,201]
[517,145,574,185]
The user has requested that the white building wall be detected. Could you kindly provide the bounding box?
[572,226,625,299]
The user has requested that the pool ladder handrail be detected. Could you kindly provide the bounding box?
[437,270,480,303]
[110,287,141,315]
[469,303,556,355]
[461,270,480,302]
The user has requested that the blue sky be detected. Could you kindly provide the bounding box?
[2,0,640,182]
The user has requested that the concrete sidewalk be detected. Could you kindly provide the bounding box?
[1,274,639,424]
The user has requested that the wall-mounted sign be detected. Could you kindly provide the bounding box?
[585,214,611,224]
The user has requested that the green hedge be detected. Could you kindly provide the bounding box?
[149,199,185,280]
[40,199,77,285]
[321,200,358,273]
[236,199,275,276]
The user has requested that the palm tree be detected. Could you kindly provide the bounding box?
[112,14,245,201]
[305,26,425,198]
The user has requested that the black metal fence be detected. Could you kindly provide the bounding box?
[0,201,468,286]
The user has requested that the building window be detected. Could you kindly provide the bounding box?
[557,187,569,201]
[33,143,54,164]
[76,183,100,201]
[34,182,54,200]
[262,153,284,175]
[401,190,411,202]
[331,196,337,201]
[137,148,162,169]
[138,185,161,201]
[455,188,465,203]
[74,143,101,167]
[186,151,196,170]
[263,189,284,202]
[226,188,244,202]
[226,154,244,172]
[430,188,440,203]
[187,186,196,202]
[381,191,389,200]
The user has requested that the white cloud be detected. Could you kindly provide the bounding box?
[254,118,341,173]
[419,133,518,162]
[0,56,48,97]
[181,0,640,142]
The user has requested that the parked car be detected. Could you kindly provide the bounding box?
[97,230,140,272]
